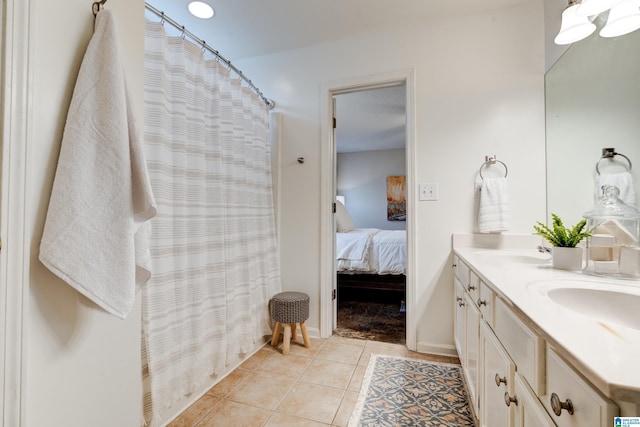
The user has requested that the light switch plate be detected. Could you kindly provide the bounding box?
[419,183,438,201]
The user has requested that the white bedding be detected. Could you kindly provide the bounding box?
[336,228,406,275]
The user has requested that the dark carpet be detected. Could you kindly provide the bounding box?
[335,289,406,345]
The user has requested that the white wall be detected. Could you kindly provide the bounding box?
[24,1,144,426]
[237,1,547,353]
[337,149,407,230]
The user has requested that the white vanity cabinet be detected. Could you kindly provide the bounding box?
[453,255,480,417]
[453,253,619,427]
[480,321,514,427]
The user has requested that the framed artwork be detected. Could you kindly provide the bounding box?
[387,176,406,221]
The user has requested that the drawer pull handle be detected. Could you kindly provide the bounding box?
[550,393,574,416]
[468,284,476,291]
[458,301,465,307]
[452,263,457,268]
[478,299,487,307]
[456,297,463,302]
[504,392,518,407]
[494,373,507,387]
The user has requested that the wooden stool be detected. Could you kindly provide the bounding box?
[270,291,310,355]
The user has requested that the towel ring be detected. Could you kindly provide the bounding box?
[595,149,632,175]
[479,160,508,179]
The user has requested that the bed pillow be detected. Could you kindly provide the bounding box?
[335,200,355,232]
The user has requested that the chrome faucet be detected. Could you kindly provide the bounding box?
[537,245,552,254]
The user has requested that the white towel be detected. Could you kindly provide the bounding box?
[596,172,637,207]
[478,177,510,233]
[39,9,157,319]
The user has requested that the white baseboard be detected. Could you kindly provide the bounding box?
[306,326,321,339]
[416,341,458,358]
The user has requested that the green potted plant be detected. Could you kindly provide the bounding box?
[533,213,591,270]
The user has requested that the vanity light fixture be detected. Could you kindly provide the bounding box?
[555,0,640,44]
[188,1,215,19]
[554,0,597,45]
[599,0,640,37]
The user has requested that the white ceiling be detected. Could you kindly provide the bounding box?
[145,0,522,153]
[146,0,522,61]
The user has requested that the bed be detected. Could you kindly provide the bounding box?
[336,228,407,293]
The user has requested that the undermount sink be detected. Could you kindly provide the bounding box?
[528,279,640,330]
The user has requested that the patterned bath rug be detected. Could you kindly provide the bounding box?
[349,354,475,427]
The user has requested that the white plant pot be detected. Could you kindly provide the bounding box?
[552,246,583,271]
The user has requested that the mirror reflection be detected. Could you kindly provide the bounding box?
[546,20,640,223]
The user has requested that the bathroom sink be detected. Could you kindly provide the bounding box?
[528,279,640,330]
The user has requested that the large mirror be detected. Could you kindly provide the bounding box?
[546,19,640,223]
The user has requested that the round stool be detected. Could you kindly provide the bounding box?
[270,291,311,355]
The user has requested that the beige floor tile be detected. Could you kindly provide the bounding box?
[265,412,330,426]
[328,336,366,347]
[332,391,359,427]
[358,345,406,366]
[316,342,363,365]
[258,352,312,379]
[299,358,356,389]
[347,364,367,392]
[365,340,407,352]
[240,349,275,371]
[274,336,326,357]
[276,382,345,424]
[168,395,221,427]
[226,370,294,410]
[196,399,272,427]
[207,368,253,398]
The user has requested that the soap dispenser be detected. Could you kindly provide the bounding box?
[582,185,640,278]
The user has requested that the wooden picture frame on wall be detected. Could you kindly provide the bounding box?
[387,176,406,221]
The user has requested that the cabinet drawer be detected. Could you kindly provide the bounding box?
[478,281,494,326]
[543,347,618,427]
[494,297,545,395]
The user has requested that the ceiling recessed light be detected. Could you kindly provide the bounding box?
[188,1,215,19]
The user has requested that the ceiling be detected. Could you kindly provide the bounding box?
[145,0,521,153]
[146,0,521,61]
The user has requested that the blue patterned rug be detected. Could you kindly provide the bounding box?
[349,355,475,426]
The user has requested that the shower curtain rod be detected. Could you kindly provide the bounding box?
[145,3,275,110]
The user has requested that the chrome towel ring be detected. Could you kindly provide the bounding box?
[479,155,508,179]
[595,147,632,175]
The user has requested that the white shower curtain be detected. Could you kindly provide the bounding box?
[142,20,281,425]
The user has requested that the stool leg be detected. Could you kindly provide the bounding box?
[271,322,282,347]
[283,324,292,355]
[300,321,311,348]
[291,322,297,341]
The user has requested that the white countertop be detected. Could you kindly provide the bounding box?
[453,235,640,405]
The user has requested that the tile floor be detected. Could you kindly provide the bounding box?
[168,335,460,427]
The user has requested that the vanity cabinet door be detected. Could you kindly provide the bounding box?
[464,291,481,417]
[480,321,514,427]
[454,278,466,360]
[544,347,618,427]
[512,374,555,427]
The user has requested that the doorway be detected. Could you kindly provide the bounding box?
[319,70,416,350]
[333,85,407,344]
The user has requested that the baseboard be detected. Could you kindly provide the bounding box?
[416,341,458,358]
[306,325,321,339]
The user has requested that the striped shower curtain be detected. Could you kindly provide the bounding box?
[142,20,281,425]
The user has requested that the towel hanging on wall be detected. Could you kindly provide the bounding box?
[476,156,510,233]
[39,9,157,319]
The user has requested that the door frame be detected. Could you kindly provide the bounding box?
[319,69,417,350]
[1,0,32,424]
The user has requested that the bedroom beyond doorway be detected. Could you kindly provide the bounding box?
[333,83,407,345]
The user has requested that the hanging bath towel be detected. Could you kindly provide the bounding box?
[477,177,510,233]
[39,9,157,319]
